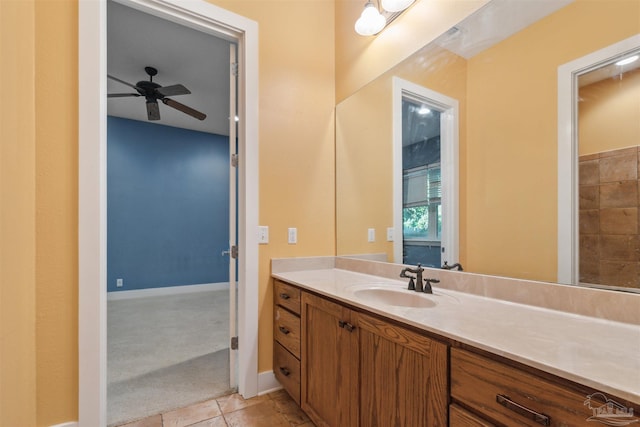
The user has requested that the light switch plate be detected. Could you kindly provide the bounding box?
[258,226,269,244]
[387,227,394,241]
[288,227,297,244]
[368,228,375,242]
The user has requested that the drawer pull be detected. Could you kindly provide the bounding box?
[279,367,291,377]
[338,320,356,332]
[279,293,291,300]
[496,394,550,426]
[278,326,290,335]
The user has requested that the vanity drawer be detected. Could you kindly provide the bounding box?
[274,305,301,358]
[451,348,593,427]
[275,280,301,315]
[274,341,301,404]
[449,404,495,427]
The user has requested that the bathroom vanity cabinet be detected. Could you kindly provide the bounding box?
[273,278,640,427]
[275,279,449,427]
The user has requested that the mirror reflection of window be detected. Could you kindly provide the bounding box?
[401,99,442,266]
[577,50,640,290]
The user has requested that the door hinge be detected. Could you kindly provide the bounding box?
[231,245,238,259]
[231,336,239,350]
[231,153,238,167]
[231,62,238,77]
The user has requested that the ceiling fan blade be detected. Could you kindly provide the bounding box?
[107,74,139,90]
[108,93,141,98]
[156,84,191,97]
[162,98,206,121]
[146,101,161,121]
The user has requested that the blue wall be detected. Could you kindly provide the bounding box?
[107,116,229,292]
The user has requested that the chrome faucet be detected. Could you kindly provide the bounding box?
[441,261,463,271]
[400,264,425,292]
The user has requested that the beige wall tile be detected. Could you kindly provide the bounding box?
[579,185,599,209]
[599,146,638,158]
[580,153,599,161]
[600,235,639,261]
[579,209,600,234]
[579,159,600,185]
[599,152,638,182]
[600,181,638,208]
[600,260,639,287]
[600,208,638,235]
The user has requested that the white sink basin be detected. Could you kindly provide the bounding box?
[353,287,437,308]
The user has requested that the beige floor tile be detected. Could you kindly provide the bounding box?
[270,391,310,425]
[162,399,222,427]
[216,392,269,414]
[117,414,163,427]
[223,400,290,427]
[187,415,228,427]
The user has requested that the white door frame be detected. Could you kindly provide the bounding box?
[78,1,259,425]
[392,77,459,266]
[557,34,640,285]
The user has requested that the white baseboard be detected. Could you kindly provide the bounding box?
[257,370,281,395]
[49,422,78,427]
[107,282,229,300]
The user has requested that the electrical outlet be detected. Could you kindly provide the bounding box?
[368,228,375,242]
[116,278,123,288]
[288,227,297,244]
[258,226,269,244]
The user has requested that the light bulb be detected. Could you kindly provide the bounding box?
[381,0,414,13]
[355,2,386,36]
[615,55,639,66]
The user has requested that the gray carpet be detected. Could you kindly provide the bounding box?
[107,290,233,426]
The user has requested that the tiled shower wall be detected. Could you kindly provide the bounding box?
[579,146,639,288]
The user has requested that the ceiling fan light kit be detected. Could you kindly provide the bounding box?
[107,66,207,122]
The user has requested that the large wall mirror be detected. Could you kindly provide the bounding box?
[336,0,640,292]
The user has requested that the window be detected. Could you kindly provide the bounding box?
[402,163,441,241]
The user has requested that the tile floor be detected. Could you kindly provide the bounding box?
[116,390,315,427]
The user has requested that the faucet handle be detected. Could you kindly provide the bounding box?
[407,277,416,291]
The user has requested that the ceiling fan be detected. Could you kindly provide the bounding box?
[107,66,207,121]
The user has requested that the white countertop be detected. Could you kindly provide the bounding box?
[272,267,640,405]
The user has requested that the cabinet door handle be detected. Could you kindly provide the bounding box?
[279,293,290,300]
[279,367,291,377]
[496,394,550,426]
[278,326,290,335]
[338,320,356,332]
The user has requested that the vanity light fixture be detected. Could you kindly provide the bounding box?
[381,0,414,13]
[355,0,416,36]
[355,1,386,36]
[615,54,639,66]
[418,106,431,115]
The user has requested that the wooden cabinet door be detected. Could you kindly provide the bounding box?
[355,312,448,427]
[301,292,358,427]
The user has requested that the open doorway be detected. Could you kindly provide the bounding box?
[79,0,258,423]
[392,77,460,267]
[105,1,237,424]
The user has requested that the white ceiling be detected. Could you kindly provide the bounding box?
[107,0,233,135]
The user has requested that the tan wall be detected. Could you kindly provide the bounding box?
[1,0,334,425]
[335,0,488,102]
[579,68,640,155]
[0,1,37,426]
[34,1,79,424]
[209,0,336,374]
